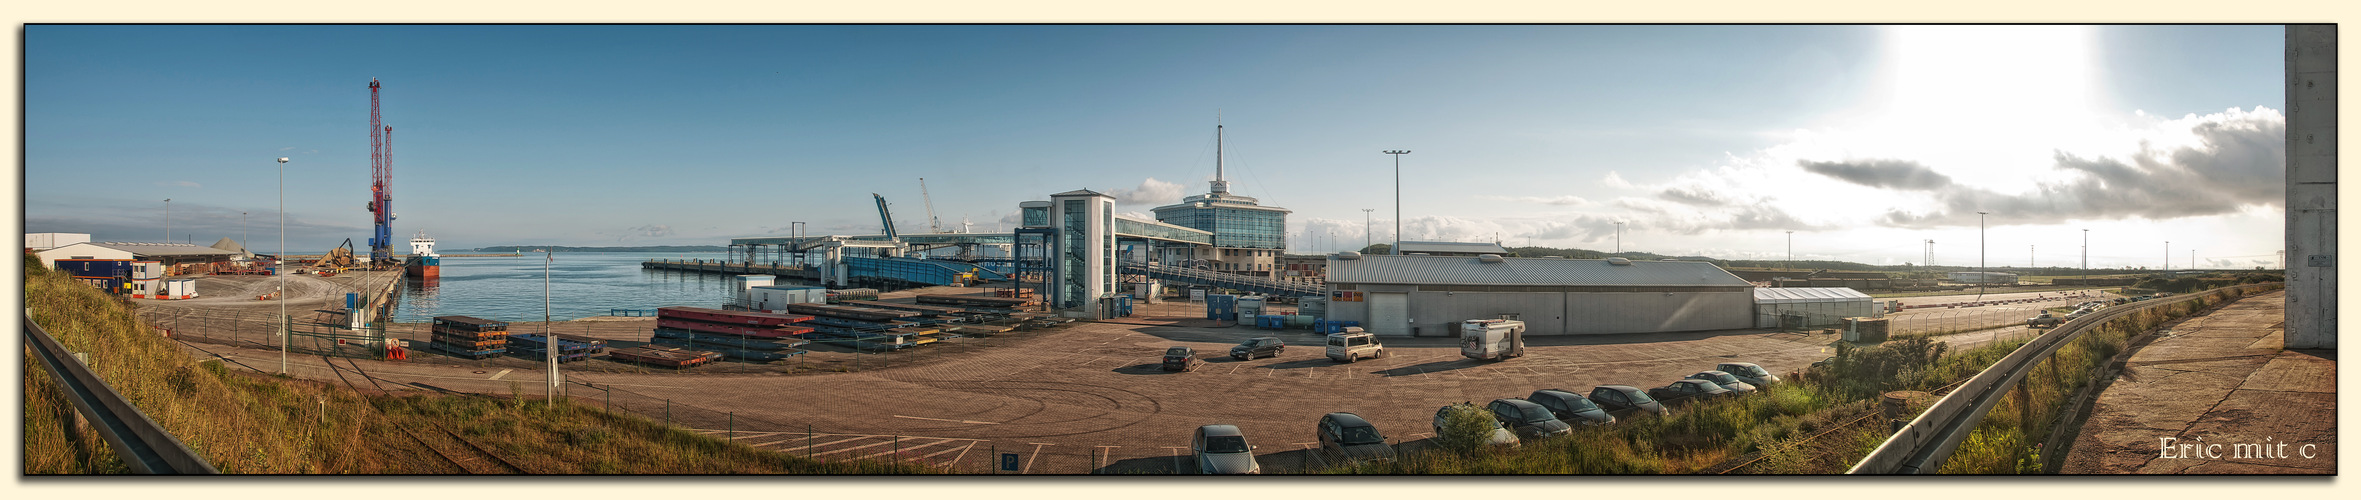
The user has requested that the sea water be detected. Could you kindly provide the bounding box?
[392,252,775,323]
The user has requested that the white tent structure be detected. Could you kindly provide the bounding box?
[1753,287,1875,329]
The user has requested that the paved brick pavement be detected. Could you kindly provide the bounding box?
[2059,291,2335,474]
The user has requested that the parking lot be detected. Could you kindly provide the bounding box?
[185,295,1864,473]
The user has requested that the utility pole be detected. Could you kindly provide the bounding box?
[1614,221,1624,254]
[1361,209,1374,252]
[1977,211,1990,299]
[2165,241,2170,273]
[1785,231,1794,270]
[163,198,171,243]
[242,212,249,256]
[2082,229,2089,283]
[277,157,289,375]
[1383,151,1411,255]
[2031,244,2036,268]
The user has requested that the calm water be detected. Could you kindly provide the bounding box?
[393,252,770,323]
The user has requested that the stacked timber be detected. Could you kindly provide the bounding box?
[780,303,920,322]
[648,307,817,363]
[915,294,1038,309]
[607,345,721,368]
[508,333,597,363]
[825,288,880,304]
[429,316,509,359]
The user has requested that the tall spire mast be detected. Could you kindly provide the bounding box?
[1211,115,1230,195]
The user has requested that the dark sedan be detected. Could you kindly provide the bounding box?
[1487,398,1573,440]
[1161,346,1203,372]
[1316,412,1395,465]
[1648,378,1735,405]
[1528,389,1616,426]
[1588,385,1670,419]
[1230,337,1285,360]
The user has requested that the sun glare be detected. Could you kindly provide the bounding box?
[1867,26,2107,188]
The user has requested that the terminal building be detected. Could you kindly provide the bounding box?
[1150,124,1290,278]
[1321,253,1754,336]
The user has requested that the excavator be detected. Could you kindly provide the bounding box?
[311,239,359,276]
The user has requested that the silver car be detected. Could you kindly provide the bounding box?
[1715,362,1782,388]
[1192,424,1260,474]
[1689,370,1759,395]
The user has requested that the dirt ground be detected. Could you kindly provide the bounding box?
[2058,291,2335,474]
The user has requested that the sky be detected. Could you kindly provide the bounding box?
[23,25,2289,270]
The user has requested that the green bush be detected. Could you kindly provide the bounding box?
[1434,403,1501,454]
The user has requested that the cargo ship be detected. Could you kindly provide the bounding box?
[406,231,440,280]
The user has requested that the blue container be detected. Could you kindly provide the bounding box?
[347,293,359,310]
[55,259,133,278]
[1314,319,1363,334]
[1256,314,1286,329]
[1114,294,1134,317]
[1206,294,1237,321]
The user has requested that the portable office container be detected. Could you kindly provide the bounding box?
[55,259,134,278]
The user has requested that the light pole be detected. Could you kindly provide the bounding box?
[242,212,249,256]
[2164,241,2170,273]
[277,157,289,375]
[1614,221,1624,254]
[2082,229,2089,283]
[1383,150,1410,255]
[1361,209,1374,252]
[163,198,171,243]
[1977,211,1989,299]
[2031,245,2035,268]
[1785,231,1793,270]
[545,251,557,403]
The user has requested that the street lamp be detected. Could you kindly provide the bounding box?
[277,157,289,375]
[1383,150,1411,255]
[163,198,171,243]
[1785,230,1793,270]
[1977,211,1989,300]
[2164,241,2170,273]
[2082,229,2089,284]
[242,212,249,256]
[1615,221,1624,254]
[1361,208,1374,252]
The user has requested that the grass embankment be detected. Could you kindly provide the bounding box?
[1935,284,2276,474]
[1322,336,2032,474]
[23,259,929,474]
[1316,284,2273,474]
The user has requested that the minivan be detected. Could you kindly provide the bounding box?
[1326,328,1386,363]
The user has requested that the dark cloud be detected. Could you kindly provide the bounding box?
[1799,159,1955,191]
[1657,186,1732,206]
[1874,111,2285,228]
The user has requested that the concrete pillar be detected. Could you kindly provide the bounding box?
[2285,25,2337,350]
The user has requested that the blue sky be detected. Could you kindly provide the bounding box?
[24,25,2287,269]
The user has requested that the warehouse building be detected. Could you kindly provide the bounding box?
[1393,241,1510,256]
[1322,253,1754,336]
[1948,271,2019,284]
[1752,287,1876,329]
[36,242,239,269]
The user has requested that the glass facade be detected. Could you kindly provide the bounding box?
[1022,205,1050,228]
[1111,217,1214,245]
[1152,204,1288,250]
[1061,199,1088,309]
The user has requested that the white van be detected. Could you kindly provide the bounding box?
[1460,319,1526,361]
[1326,327,1386,363]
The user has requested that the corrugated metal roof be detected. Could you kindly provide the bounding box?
[1327,254,1750,287]
[1394,241,1509,255]
[89,242,239,257]
[1753,287,1872,303]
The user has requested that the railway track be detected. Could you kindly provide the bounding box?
[316,352,531,474]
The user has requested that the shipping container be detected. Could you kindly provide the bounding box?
[55,259,134,278]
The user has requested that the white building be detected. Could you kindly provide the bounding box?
[25,233,91,251]
[1323,253,1754,336]
[1752,287,1876,329]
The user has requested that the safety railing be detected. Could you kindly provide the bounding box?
[1848,284,2275,474]
[23,314,219,474]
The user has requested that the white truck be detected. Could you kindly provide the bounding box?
[1460,319,1527,361]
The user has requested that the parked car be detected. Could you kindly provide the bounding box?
[1688,370,1758,395]
[1647,378,1735,405]
[1316,412,1396,464]
[1486,398,1573,440]
[2026,311,2063,328]
[1326,328,1386,363]
[1191,424,1261,474]
[1587,385,1669,419]
[1527,389,1616,426]
[1432,402,1520,449]
[1230,337,1285,360]
[1161,346,1202,372]
[1715,362,1781,388]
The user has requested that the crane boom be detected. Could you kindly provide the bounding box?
[920,178,943,233]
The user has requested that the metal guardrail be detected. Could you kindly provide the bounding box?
[1847,284,2274,474]
[23,314,220,474]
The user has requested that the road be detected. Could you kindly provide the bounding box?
[2058,291,2334,474]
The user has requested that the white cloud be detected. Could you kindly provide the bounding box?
[1489,195,1591,206]
[1105,178,1185,207]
